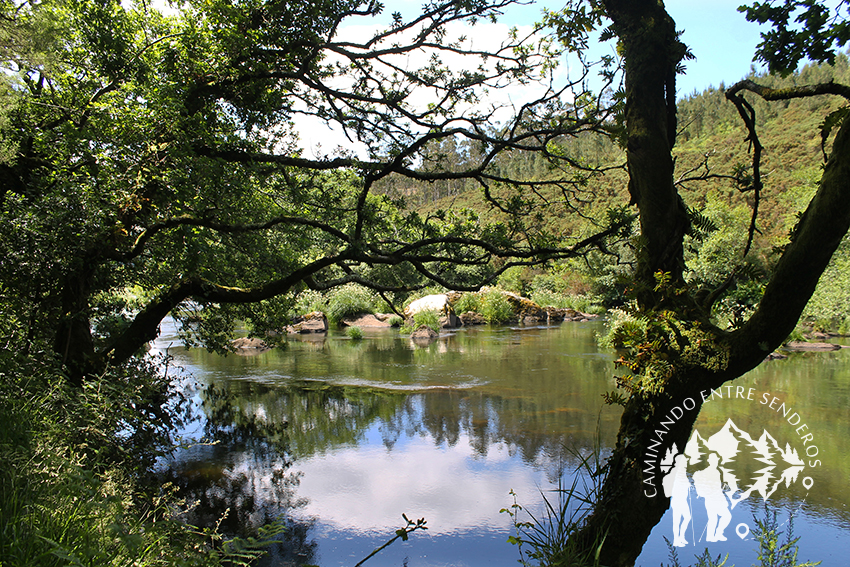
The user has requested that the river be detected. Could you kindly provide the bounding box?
[153,318,850,566]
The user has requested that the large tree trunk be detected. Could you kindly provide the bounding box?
[567,4,850,566]
[603,0,690,306]
[54,271,97,386]
[575,382,707,566]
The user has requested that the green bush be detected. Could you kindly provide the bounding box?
[453,292,482,314]
[401,309,442,334]
[480,289,514,324]
[326,284,380,325]
[292,289,327,316]
[0,351,283,567]
[346,326,364,340]
[531,270,592,296]
[531,289,572,309]
[387,315,404,327]
[567,293,607,315]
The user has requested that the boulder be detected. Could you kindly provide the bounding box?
[546,307,578,322]
[459,311,487,326]
[785,341,842,352]
[486,289,547,323]
[521,315,546,326]
[410,324,439,346]
[406,294,449,315]
[342,313,392,327]
[287,311,328,334]
[410,324,439,340]
[544,307,598,322]
[231,337,271,353]
[405,294,461,328]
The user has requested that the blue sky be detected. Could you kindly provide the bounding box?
[370,0,772,98]
[504,0,770,97]
[666,1,769,96]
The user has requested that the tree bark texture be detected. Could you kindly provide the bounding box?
[603,0,690,304]
[568,4,850,566]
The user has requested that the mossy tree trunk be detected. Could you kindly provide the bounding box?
[567,2,850,565]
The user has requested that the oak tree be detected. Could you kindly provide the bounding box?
[543,1,850,564]
[0,0,622,384]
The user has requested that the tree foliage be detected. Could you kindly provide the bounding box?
[529,1,850,564]
[0,0,629,383]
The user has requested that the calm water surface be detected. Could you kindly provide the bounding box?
[154,319,850,566]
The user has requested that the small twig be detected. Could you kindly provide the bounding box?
[354,514,428,567]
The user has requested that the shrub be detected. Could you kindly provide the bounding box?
[387,315,404,327]
[346,326,364,340]
[400,309,442,334]
[531,289,569,309]
[0,351,285,567]
[326,284,380,325]
[480,289,514,324]
[531,270,593,296]
[292,289,327,316]
[453,292,482,314]
[531,289,606,314]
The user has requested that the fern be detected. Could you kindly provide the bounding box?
[219,519,287,566]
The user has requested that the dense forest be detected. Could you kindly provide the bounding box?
[374,54,850,334]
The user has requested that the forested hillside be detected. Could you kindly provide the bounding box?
[377,54,850,332]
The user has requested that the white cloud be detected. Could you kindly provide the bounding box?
[293,433,554,535]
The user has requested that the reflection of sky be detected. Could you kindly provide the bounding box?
[294,428,554,537]
[290,422,568,567]
[153,318,850,566]
[639,500,849,567]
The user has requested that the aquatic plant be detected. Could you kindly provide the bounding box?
[346,326,364,340]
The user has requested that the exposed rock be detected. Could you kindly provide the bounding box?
[342,313,392,327]
[445,291,464,304]
[230,337,271,353]
[405,294,461,328]
[459,311,486,326]
[785,341,842,352]
[544,307,599,322]
[287,311,328,334]
[521,315,546,326]
[766,351,788,360]
[499,290,547,321]
[546,307,578,322]
[410,324,438,339]
[406,294,450,315]
[410,325,439,345]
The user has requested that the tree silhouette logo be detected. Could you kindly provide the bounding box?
[660,419,808,547]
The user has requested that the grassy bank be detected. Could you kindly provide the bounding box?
[0,350,280,567]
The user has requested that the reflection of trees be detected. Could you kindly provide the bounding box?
[696,351,850,524]
[195,366,621,482]
[160,384,317,564]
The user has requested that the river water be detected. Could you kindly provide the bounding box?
[153,319,850,566]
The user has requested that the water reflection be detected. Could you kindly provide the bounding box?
[154,321,850,566]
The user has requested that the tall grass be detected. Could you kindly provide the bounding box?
[503,426,608,567]
[480,289,514,324]
[661,505,820,567]
[0,352,281,566]
[400,309,442,334]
